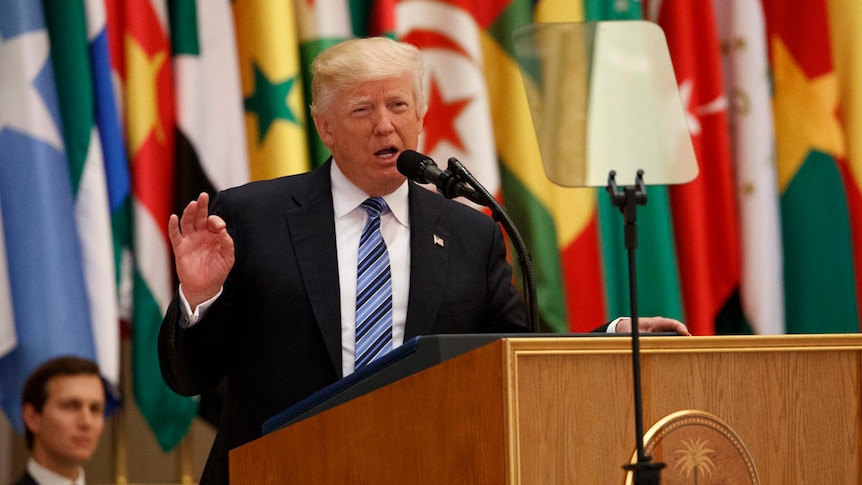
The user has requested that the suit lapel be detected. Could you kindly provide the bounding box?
[285,161,343,376]
[405,184,450,340]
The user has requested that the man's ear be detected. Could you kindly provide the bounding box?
[22,403,40,434]
[313,112,334,146]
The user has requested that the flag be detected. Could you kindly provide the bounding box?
[168,0,249,427]
[0,205,16,359]
[295,0,360,168]
[501,0,605,332]
[0,0,98,431]
[582,1,686,326]
[85,0,133,330]
[234,0,310,178]
[394,2,503,212]
[762,0,858,332]
[713,0,784,334]
[107,0,199,450]
[644,0,741,336]
[827,0,862,330]
[171,0,248,201]
[43,0,121,395]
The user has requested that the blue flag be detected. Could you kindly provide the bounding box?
[0,0,98,432]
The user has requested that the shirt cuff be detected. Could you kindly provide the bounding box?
[606,317,625,333]
[177,284,222,329]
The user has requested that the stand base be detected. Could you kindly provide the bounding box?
[623,460,666,485]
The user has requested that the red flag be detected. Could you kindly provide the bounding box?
[645,0,741,335]
[106,0,199,450]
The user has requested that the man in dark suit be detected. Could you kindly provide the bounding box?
[11,356,105,485]
[159,36,687,485]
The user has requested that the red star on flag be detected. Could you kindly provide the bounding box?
[421,76,471,155]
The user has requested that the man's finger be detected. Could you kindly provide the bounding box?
[193,192,210,232]
[168,214,182,248]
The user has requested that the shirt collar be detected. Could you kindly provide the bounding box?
[28,457,85,485]
[330,159,409,228]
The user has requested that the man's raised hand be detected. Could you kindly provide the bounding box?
[168,192,235,309]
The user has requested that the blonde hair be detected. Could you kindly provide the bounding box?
[310,37,427,117]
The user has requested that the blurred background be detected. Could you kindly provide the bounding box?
[1,0,860,482]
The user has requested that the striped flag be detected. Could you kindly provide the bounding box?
[171,0,248,199]
[233,0,310,178]
[582,0,686,326]
[645,0,741,336]
[168,0,249,427]
[43,0,121,393]
[713,0,784,334]
[762,0,858,332]
[85,0,133,332]
[496,0,603,332]
[295,0,358,168]
[827,0,862,330]
[107,0,199,450]
[0,0,98,431]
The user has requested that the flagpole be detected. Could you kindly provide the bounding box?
[178,434,194,485]
[114,336,131,485]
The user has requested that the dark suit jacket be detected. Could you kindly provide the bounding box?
[159,161,527,485]
[10,471,37,485]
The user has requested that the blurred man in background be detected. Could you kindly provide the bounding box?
[11,356,105,485]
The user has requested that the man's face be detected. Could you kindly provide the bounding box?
[314,74,424,196]
[24,374,105,472]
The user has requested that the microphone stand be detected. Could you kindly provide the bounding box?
[447,158,540,333]
[607,170,665,484]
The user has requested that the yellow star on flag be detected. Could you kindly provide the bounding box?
[126,36,167,154]
[771,36,845,192]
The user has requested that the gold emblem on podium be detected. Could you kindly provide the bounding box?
[625,410,760,485]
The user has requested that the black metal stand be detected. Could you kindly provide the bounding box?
[447,158,539,333]
[607,170,665,484]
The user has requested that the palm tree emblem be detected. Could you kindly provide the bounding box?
[673,437,716,484]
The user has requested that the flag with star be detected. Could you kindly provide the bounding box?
[392,1,503,214]
[713,0,785,334]
[0,0,99,432]
[644,0,741,336]
[106,0,199,450]
[762,0,858,332]
[826,0,862,330]
[171,0,248,206]
[233,0,310,179]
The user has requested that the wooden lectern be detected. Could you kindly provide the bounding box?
[230,334,862,484]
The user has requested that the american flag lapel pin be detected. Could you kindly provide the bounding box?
[433,234,444,247]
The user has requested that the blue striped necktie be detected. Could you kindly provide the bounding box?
[354,197,393,369]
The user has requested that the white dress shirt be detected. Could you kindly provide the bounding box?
[330,162,410,376]
[178,161,412,377]
[27,458,85,485]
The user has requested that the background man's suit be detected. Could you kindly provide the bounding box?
[159,160,527,484]
[10,472,37,485]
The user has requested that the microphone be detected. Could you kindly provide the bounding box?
[396,150,483,204]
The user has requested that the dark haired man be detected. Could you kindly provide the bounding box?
[11,356,105,485]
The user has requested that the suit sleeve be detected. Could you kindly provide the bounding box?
[158,192,238,396]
